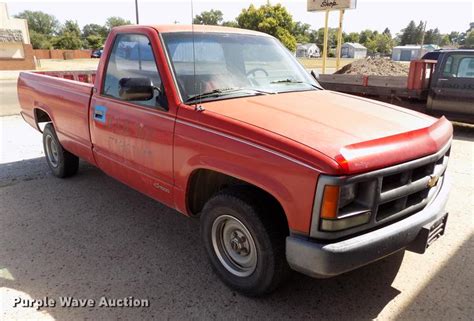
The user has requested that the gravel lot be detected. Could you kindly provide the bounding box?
[0,111,473,319]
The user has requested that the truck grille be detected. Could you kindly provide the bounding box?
[310,142,451,240]
[376,148,450,222]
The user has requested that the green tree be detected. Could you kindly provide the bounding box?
[375,33,393,54]
[85,35,104,49]
[293,22,311,43]
[29,30,53,49]
[82,23,107,49]
[105,16,131,32]
[399,20,418,45]
[464,31,474,48]
[222,21,239,28]
[315,28,338,49]
[308,29,319,43]
[449,31,464,46]
[236,4,297,51]
[344,32,360,43]
[53,20,82,49]
[383,27,392,39]
[424,28,441,45]
[15,10,58,49]
[53,34,82,49]
[62,20,81,36]
[363,32,393,55]
[359,29,375,47]
[365,38,378,54]
[415,21,425,44]
[439,35,451,47]
[193,9,224,25]
[82,23,108,39]
[15,10,59,35]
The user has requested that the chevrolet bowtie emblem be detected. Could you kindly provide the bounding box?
[427,175,440,188]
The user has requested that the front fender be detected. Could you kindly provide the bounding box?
[173,120,319,235]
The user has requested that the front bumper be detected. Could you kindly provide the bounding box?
[286,173,451,278]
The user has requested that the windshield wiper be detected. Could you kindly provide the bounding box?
[186,88,274,103]
[270,79,321,89]
[271,79,304,84]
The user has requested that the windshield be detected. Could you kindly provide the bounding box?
[161,32,321,103]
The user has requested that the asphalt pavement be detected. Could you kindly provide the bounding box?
[0,91,473,320]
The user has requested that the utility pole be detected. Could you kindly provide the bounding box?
[335,9,345,71]
[135,0,139,24]
[419,21,427,58]
[322,9,329,74]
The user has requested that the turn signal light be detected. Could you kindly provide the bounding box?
[320,185,340,219]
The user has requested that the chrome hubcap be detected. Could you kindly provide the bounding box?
[211,215,257,277]
[45,134,59,168]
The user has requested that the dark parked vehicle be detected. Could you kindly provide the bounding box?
[91,48,103,58]
[421,50,442,61]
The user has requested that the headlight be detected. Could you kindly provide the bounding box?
[339,183,357,208]
[319,182,371,232]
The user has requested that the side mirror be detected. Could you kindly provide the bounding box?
[119,77,154,101]
[310,69,320,80]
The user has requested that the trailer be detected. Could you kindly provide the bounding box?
[318,50,474,124]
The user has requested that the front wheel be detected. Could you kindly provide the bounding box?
[43,123,79,178]
[201,186,289,296]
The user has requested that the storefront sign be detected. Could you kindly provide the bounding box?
[0,29,24,43]
[307,0,357,11]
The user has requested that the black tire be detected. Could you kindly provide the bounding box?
[201,186,289,296]
[42,123,79,178]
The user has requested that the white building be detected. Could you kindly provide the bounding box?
[341,42,367,59]
[0,2,30,59]
[296,43,320,58]
[392,44,440,61]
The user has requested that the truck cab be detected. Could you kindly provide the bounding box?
[427,50,474,122]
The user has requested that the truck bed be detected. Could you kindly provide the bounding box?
[17,70,97,164]
[318,60,438,102]
[318,74,428,100]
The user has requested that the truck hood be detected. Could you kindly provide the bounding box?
[202,90,452,173]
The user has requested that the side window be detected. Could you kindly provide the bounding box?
[457,57,474,78]
[102,34,166,108]
[442,56,453,77]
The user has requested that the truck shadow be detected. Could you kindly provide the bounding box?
[394,235,473,320]
[452,122,474,142]
[0,158,431,320]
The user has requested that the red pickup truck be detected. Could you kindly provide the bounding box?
[18,25,453,296]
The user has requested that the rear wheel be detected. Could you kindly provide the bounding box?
[201,186,289,296]
[43,123,79,178]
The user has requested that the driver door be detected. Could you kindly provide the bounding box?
[430,53,474,119]
[90,31,175,207]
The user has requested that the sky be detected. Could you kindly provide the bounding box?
[4,0,474,35]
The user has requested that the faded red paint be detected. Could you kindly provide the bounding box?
[17,25,453,235]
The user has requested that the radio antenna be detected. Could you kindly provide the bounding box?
[191,0,198,108]
[190,0,204,111]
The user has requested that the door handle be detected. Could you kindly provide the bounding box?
[93,105,107,123]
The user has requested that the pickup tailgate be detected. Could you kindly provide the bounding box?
[17,71,95,164]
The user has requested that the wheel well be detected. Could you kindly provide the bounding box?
[35,108,51,123]
[187,169,289,233]
[34,109,52,132]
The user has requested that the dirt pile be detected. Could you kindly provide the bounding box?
[335,58,410,76]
